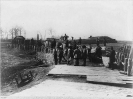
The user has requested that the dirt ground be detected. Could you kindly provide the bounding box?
[1,45,54,96]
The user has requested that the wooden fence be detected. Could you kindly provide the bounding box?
[116,45,133,76]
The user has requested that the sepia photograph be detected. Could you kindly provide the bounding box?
[0,0,133,98]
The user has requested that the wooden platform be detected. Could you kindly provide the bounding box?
[48,65,121,76]
[87,75,133,84]
[48,65,133,84]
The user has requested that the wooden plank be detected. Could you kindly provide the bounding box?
[87,75,133,84]
[87,76,126,84]
[48,65,122,76]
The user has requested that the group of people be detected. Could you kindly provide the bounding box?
[53,43,103,66]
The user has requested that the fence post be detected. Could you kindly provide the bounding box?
[127,58,132,76]
[124,58,128,74]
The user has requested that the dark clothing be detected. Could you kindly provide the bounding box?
[82,58,86,66]
[82,49,87,59]
[82,49,87,66]
[95,46,103,63]
[74,49,81,66]
[109,50,116,63]
[65,40,69,48]
[58,49,63,64]
[109,49,116,68]
[74,49,81,59]
[74,58,79,66]
[88,48,92,62]
[53,48,58,65]
[67,49,74,65]
[68,49,74,59]
[95,46,102,58]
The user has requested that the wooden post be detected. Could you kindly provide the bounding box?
[127,58,132,76]
[124,58,128,73]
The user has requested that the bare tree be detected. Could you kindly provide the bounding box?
[9,26,26,39]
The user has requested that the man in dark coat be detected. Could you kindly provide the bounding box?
[95,44,103,63]
[82,45,87,66]
[67,46,74,65]
[109,46,116,69]
[53,47,58,65]
[73,46,81,66]
[58,47,64,64]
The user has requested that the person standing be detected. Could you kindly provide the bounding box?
[95,44,103,63]
[53,47,58,65]
[108,46,116,69]
[88,45,92,62]
[67,46,74,65]
[58,47,64,64]
[73,46,81,66]
[82,45,87,66]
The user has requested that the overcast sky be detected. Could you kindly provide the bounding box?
[1,0,133,41]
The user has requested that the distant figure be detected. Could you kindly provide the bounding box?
[103,37,107,46]
[108,46,116,69]
[58,47,64,64]
[95,44,103,63]
[96,38,100,46]
[64,34,69,41]
[67,46,74,65]
[81,45,87,66]
[53,47,58,65]
[78,37,82,45]
[88,45,92,62]
[73,46,81,66]
[72,37,74,40]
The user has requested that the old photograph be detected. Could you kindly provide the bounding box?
[0,0,133,98]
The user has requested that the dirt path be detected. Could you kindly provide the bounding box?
[7,65,133,98]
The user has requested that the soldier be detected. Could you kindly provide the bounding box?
[108,46,116,69]
[58,47,64,64]
[95,44,103,63]
[81,45,87,66]
[73,46,81,66]
[67,46,74,65]
[53,47,58,65]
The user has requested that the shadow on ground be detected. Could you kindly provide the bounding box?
[87,81,133,88]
